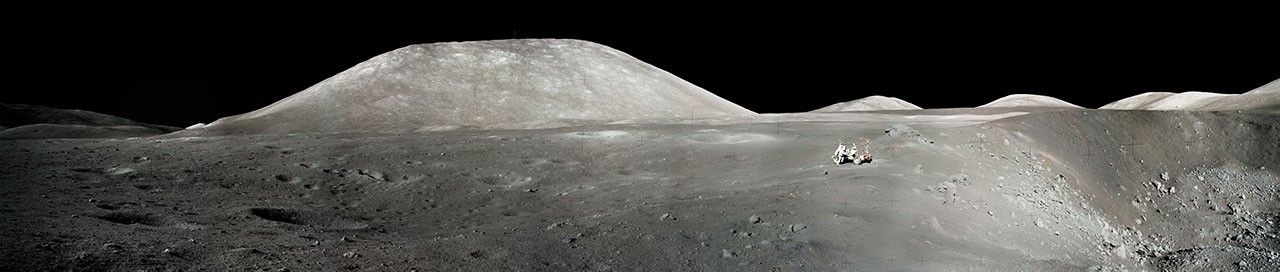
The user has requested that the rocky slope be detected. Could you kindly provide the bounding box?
[183,39,754,135]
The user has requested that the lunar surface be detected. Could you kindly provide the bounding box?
[2,40,1278,271]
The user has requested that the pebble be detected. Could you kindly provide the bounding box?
[789,223,807,232]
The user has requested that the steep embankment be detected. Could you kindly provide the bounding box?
[981,110,1280,270]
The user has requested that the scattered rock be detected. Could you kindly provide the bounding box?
[789,223,807,232]
[929,181,958,200]
[885,124,922,138]
[357,169,387,181]
[947,174,970,186]
[885,124,933,144]
[105,167,135,175]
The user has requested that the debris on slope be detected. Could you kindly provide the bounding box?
[885,124,934,144]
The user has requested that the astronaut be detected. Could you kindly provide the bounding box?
[832,138,872,165]
[832,143,856,164]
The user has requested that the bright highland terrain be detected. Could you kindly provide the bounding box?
[1,40,1277,271]
[1100,80,1280,111]
[181,39,752,135]
[811,95,922,112]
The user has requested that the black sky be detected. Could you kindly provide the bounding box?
[6,8,1279,126]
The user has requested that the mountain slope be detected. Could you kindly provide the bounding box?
[186,39,754,135]
[1100,78,1280,111]
[0,103,177,139]
[812,95,922,112]
[1,103,173,129]
[977,94,1083,109]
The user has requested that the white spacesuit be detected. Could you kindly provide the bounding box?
[832,139,872,165]
[832,144,857,164]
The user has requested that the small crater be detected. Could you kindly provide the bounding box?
[274,174,300,183]
[249,208,303,225]
[567,130,629,138]
[93,212,166,226]
[67,167,137,175]
[69,168,98,173]
[247,207,369,230]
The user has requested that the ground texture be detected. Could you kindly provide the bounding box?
[1,110,1277,271]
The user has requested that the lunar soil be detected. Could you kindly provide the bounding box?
[1,109,1276,271]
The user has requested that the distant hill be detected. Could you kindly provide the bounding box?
[1100,78,1280,111]
[184,39,755,135]
[811,96,922,112]
[0,103,177,139]
[977,94,1083,109]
